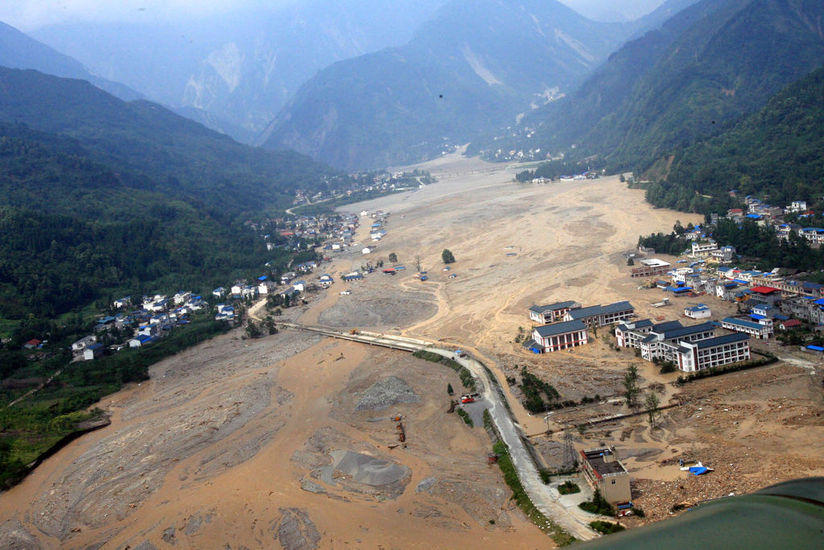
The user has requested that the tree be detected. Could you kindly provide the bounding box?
[245,321,262,339]
[264,318,278,335]
[623,365,640,408]
[388,252,398,263]
[447,383,454,396]
[442,249,456,264]
[626,257,634,266]
[415,254,422,272]
[644,391,660,427]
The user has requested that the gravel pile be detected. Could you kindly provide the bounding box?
[355,376,419,411]
[331,450,410,487]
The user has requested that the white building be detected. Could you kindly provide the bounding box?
[614,319,654,348]
[710,246,736,263]
[691,241,718,257]
[528,301,581,324]
[112,297,130,309]
[71,335,97,353]
[676,333,751,372]
[684,304,711,319]
[529,320,588,353]
[638,321,716,362]
[721,317,773,339]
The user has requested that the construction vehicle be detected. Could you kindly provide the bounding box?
[461,394,475,404]
[350,329,359,335]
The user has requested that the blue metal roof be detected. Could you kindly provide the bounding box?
[723,317,763,330]
[694,333,749,349]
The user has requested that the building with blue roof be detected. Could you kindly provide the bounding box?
[564,301,634,327]
[721,317,773,339]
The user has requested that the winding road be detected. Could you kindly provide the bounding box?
[279,321,600,541]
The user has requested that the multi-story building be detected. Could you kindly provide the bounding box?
[529,320,589,353]
[564,301,635,327]
[639,321,717,361]
[528,301,581,324]
[721,317,773,339]
[580,448,631,506]
[691,240,718,257]
[676,333,751,372]
[630,258,671,278]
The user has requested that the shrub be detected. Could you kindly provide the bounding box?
[579,489,614,516]
[589,521,625,535]
[558,481,581,495]
[456,408,473,427]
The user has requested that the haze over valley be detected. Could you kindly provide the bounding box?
[0,1,823,548]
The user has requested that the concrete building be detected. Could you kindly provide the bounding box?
[638,321,716,362]
[721,317,773,339]
[691,241,718,257]
[747,286,782,306]
[684,304,711,319]
[631,258,671,278]
[564,301,634,328]
[710,246,736,263]
[580,448,631,506]
[528,301,581,324]
[529,320,588,353]
[614,319,654,348]
[676,333,751,372]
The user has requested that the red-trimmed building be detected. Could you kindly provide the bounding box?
[749,286,782,305]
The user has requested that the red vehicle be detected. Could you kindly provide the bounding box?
[461,395,475,404]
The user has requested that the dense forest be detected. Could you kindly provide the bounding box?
[644,67,824,213]
[0,69,348,322]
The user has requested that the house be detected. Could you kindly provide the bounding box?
[341,272,363,282]
[691,241,718,257]
[71,335,97,353]
[778,319,802,331]
[280,272,297,285]
[527,320,588,353]
[580,448,631,506]
[710,246,736,263]
[748,286,782,305]
[173,291,191,305]
[684,304,711,319]
[362,247,372,255]
[212,287,226,298]
[630,258,671,278]
[113,297,131,309]
[564,301,634,328]
[230,285,243,297]
[319,274,334,288]
[258,280,276,295]
[129,334,154,348]
[293,281,306,293]
[676,333,750,372]
[721,317,773,339]
[528,301,581,324]
[787,200,808,213]
[23,338,42,350]
[82,343,104,361]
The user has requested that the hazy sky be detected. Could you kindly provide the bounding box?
[1,0,665,30]
[0,0,298,30]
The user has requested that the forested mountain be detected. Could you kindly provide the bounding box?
[263,0,635,170]
[645,67,824,212]
[487,0,824,175]
[0,68,344,319]
[33,0,447,141]
[0,21,139,101]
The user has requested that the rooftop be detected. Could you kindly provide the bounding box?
[582,448,627,477]
[692,333,750,349]
[529,301,579,313]
[568,301,633,320]
[723,317,764,330]
[534,320,588,338]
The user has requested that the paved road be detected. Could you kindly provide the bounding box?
[280,322,599,541]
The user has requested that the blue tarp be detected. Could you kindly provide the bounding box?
[689,466,710,476]
[806,345,824,352]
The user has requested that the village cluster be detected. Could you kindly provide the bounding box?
[291,169,430,208]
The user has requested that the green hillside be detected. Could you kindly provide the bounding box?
[645,66,824,212]
[0,68,345,320]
